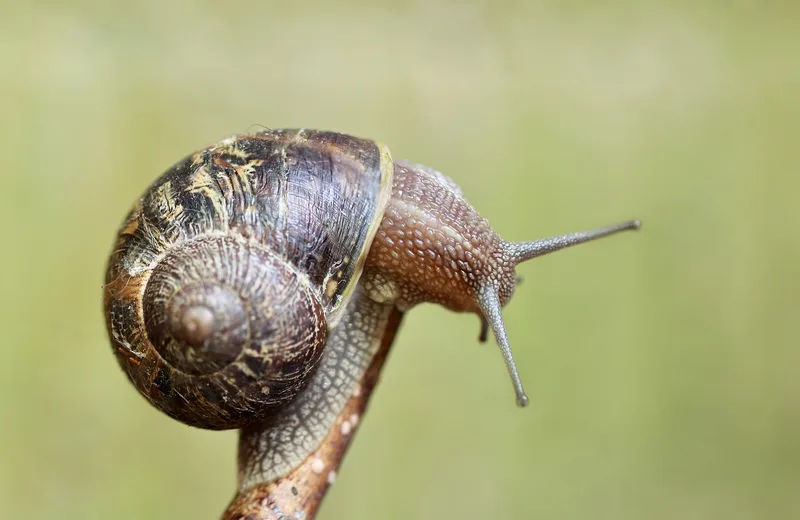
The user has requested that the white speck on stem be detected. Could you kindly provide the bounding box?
[310,458,325,475]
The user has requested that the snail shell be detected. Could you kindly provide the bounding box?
[104,129,394,430]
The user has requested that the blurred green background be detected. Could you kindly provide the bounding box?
[2,1,799,519]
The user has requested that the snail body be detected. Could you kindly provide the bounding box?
[103,128,639,492]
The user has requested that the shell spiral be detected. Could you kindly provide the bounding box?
[104,129,394,430]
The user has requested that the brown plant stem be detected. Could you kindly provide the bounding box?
[221,308,404,519]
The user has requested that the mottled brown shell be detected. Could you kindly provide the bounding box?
[104,129,394,430]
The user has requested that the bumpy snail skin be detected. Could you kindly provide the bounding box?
[365,160,511,313]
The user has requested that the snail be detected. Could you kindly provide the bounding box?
[103,129,639,510]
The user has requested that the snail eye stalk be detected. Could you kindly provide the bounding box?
[479,219,641,408]
[477,286,529,408]
[507,220,641,263]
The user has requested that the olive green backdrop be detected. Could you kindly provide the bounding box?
[2,1,798,519]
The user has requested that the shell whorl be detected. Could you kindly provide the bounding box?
[137,234,327,429]
[143,239,251,376]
